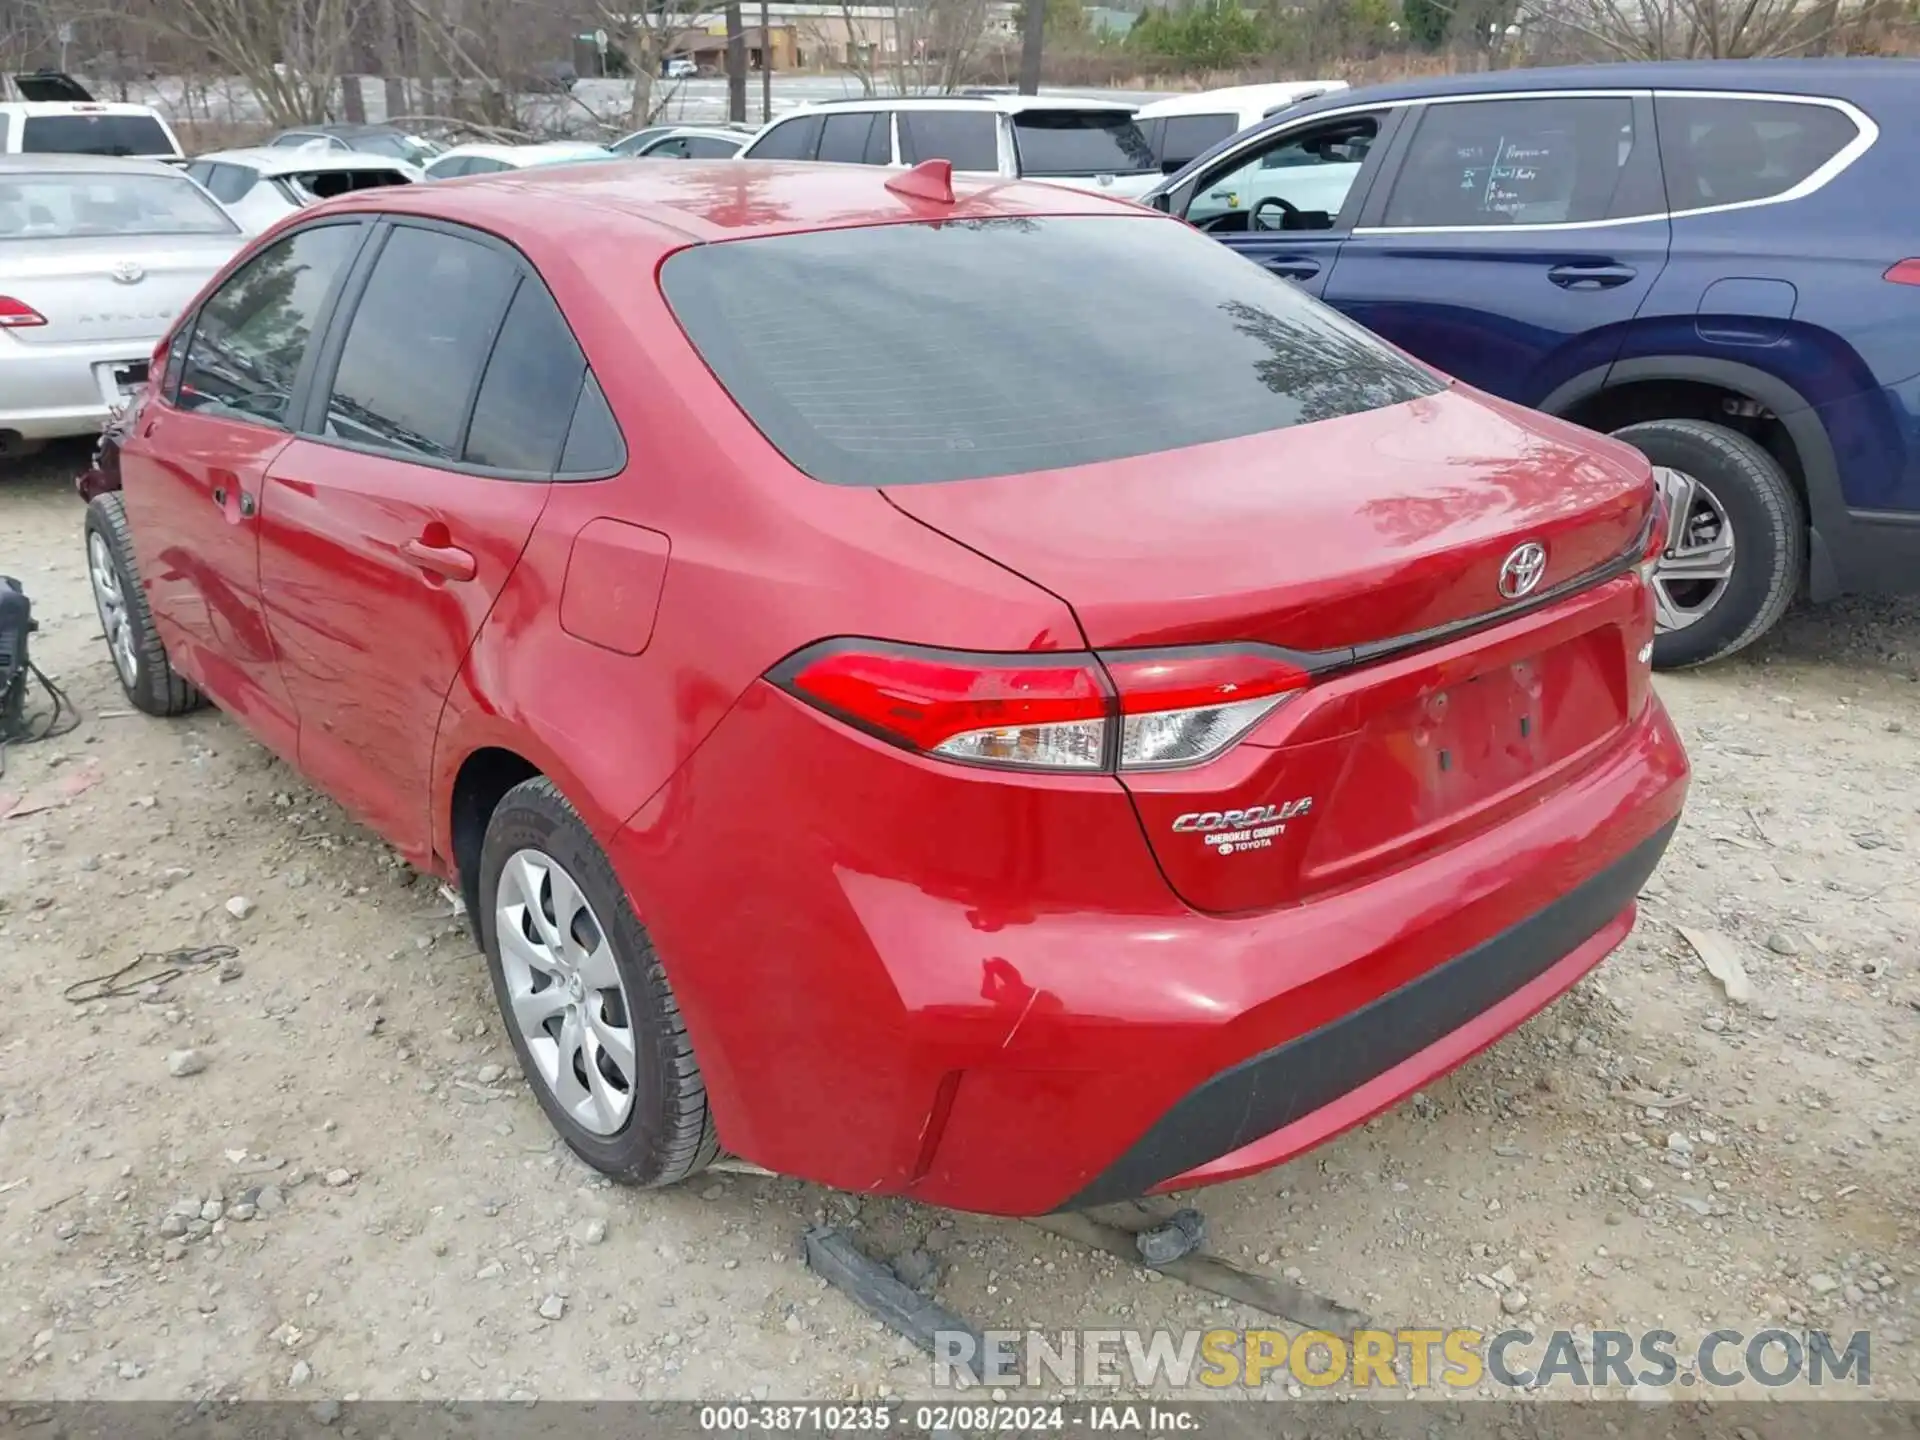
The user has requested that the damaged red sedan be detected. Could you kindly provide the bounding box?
[81,157,1688,1215]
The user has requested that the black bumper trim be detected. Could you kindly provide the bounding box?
[1057,819,1678,1212]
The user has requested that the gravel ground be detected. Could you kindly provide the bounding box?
[2,442,1916,1404]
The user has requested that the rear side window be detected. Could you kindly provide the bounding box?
[748,114,822,160]
[1382,96,1638,227]
[321,226,517,461]
[1158,113,1237,171]
[660,215,1440,487]
[818,111,880,164]
[1656,95,1860,211]
[176,223,362,426]
[899,111,997,172]
[20,113,173,156]
[1012,111,1155,177]
[462,278,587,473]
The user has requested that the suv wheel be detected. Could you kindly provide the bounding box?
[84,493,205,716]
[1610,418,1804,669]
[478,777,718,1186]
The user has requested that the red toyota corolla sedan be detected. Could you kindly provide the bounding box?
[79,158,1688,1216]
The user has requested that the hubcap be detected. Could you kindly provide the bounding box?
[88,532,139,688]
[1651,467,1736,634]
[495,849,637,1136]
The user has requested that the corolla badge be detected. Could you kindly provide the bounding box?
[109,261,146,285]
[1498,541,1548,600]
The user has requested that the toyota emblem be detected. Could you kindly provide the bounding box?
[1498,542,1547,600]
[109,261,145,285]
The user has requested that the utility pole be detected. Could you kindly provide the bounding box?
[1017,0,1044,95]
[760,0,771,123]
[725,1,746,123]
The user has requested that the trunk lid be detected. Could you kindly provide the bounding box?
[884,387,1658,914]
[0,234,237,346]
[881,387,1649,654]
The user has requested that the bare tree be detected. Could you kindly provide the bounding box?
[1516,0,1870,58]
[139,0,366,126]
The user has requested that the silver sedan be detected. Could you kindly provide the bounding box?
[1,153,243,456]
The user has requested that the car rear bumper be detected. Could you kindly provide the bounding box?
[613,685,1688,1217]
[0,339,154,439]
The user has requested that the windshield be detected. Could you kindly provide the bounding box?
[20,113,175,156]
[1012,111,1155,176]
[660,215,1439,486]
[0,171,236,237]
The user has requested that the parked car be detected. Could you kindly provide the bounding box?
[739,95,1162,198]
[0,154,240,457]
[268,123,444,166]
[1132,80,1348,174]
[664,57,698,80]
[1150,58,1920,668]
[423,142,617,179]
[609,125,678,156]
[184,148,415,234]
[79,157,1687,1214]
[1,97,183,161]
[625,126,748,160]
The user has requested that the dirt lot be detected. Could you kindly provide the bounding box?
[2,444,1916,1405]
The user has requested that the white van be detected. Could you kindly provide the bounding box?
[1132,81,1348,174]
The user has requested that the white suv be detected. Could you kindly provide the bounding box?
[0,100,182,161]
[738,94,1160,198]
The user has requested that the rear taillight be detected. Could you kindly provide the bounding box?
[772,641,1306,774]
[0,296,47,328]
[1638,489,1668,587]
[1883,259,1920,286]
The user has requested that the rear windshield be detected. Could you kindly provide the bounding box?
[0,171,236,238]
[660,215,1440,486]
[1012,110,1155,176]
[20,113,175,156]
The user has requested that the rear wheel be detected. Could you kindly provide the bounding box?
[1610,418,1804,669]
[84,493,205,716]
[478,777,717,1185]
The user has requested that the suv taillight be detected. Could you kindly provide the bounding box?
[1884,259,1920,286]
[771,641,1306,774]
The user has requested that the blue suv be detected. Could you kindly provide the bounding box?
[1148,59,1920,667]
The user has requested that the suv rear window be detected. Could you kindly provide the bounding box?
[660,215,1439,486]
[1012,110,1155,176]
[20,112,173,156]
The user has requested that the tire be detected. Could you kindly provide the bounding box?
[478,777,717,1186]
[1610,418,1804,670]
[83,493,205,717]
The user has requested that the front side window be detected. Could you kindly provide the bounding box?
[661,214,1440,487]
[20,112,173,156]
[685,135,745,159]
[898,111,997,173]
[321,226,517,461]
[1012,110,1155,177]
[1656,95,1859,211]
[1382,96,1637,228]
[1185,115,1378,233]
[176,223,362,426]
[746,114,822,160]
[645,136,691,158]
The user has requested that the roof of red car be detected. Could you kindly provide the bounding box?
[318,158,1153,250]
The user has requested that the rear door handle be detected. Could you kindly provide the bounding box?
[402,537,477,583]
[1547,263,1637,289]
[1263,257,1321,281]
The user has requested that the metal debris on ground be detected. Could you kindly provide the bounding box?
[63,945,240,1004]
[800,1225,985,1379]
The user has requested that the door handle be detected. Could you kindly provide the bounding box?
[403,537,477,583]
[1547,263,1637,289]
[1263,257,1321,281]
